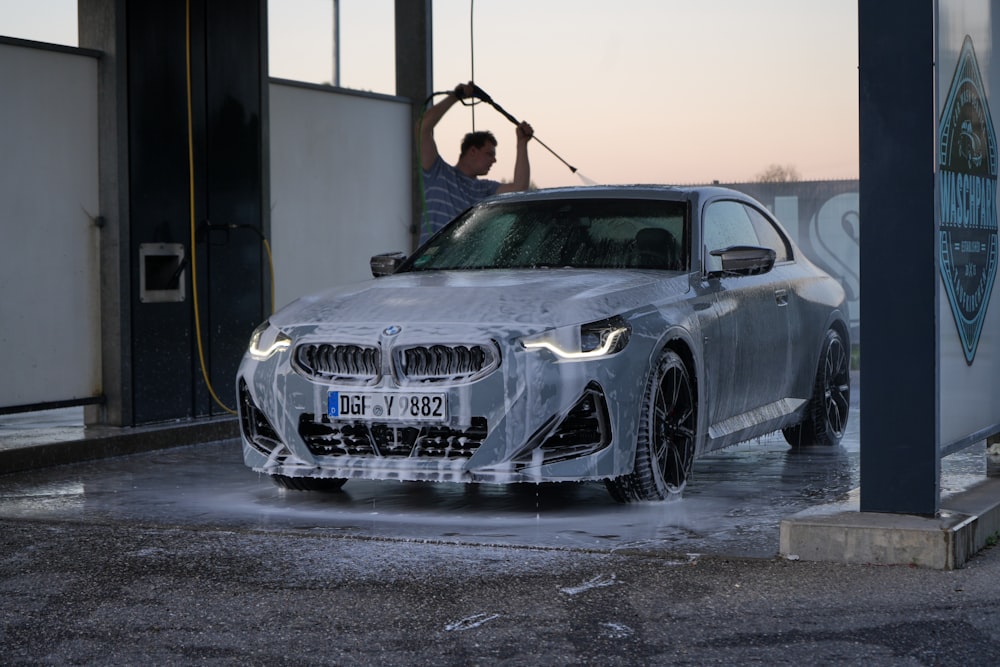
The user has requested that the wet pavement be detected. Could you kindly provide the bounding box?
[5,382,1000,665]
[0,435,853,559]
[0,389,989,560]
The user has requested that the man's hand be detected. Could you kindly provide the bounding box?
[453,82,476,100]
[516,121,534,143]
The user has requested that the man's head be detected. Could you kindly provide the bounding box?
[457,130,498,176]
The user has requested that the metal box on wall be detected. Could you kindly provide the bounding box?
[139,243,185,303]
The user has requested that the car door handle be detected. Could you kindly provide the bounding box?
[774,289,788,307]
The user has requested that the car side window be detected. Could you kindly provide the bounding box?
[702,201,758,273]
[744,205,791,263]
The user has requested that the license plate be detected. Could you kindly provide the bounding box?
[327,391,448,422]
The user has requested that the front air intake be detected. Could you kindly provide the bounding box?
[238,380,286,458]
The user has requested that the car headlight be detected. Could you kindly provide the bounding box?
[248,320,292,361]
[521,316,631,360]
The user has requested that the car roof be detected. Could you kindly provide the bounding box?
[481,184,754,206]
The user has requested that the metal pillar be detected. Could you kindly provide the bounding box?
[394,0,432,251]
[858,0,940,515]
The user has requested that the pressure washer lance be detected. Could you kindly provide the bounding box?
[460,84,579,175]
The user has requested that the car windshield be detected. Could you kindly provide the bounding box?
[406,198,688,271]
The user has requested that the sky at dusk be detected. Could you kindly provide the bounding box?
[1,0,859,189]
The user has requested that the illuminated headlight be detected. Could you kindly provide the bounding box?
[248,320,291,360]
[521,316,631,360]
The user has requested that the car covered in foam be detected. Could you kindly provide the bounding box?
[237,185,850,501]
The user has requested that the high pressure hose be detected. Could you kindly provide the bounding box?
[469,0,477,131]
[417,84,585,241]
[185,0,236,415]
[469,85,578,174]
[421,85,580,173]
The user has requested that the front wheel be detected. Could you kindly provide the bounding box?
[782,328,850,448]
[606,350,696,502]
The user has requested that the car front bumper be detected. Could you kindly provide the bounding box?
[237,328,647,485]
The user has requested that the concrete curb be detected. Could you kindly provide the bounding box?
[780,477,1000,569]
[0,417,239,475]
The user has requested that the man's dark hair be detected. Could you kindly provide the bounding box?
[460,130,497,156]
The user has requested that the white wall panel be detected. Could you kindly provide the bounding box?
[268,82,412,310]
[0,42,100,408]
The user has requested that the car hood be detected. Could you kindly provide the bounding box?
[271,269,689,336]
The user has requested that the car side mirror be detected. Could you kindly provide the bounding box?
[370,252,407,277]
[707,245,776,279]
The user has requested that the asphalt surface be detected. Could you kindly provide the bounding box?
[3,516,1000,665]
[3,379,1000,664]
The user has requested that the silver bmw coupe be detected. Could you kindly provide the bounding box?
[237,185,850,502]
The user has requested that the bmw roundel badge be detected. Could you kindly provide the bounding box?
[383,325,402,336]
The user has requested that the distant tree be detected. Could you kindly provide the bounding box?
[755,164,800,183]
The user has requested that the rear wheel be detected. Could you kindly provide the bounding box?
[606,350,695,502]
[782,328,850,448]
[271,475,347,492]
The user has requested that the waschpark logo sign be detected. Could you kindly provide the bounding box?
[939,35,998,365]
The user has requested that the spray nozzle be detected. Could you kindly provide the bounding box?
[470,84,493,103]
[454,83,493,103]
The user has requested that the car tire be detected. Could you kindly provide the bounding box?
[782,328,850,448]
[606,350,696,502]
[270,474,347,492]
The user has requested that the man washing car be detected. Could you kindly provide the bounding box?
[418,82,534,244]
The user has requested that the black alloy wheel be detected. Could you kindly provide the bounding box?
[606,350,696,502]
[782,328,850,448]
